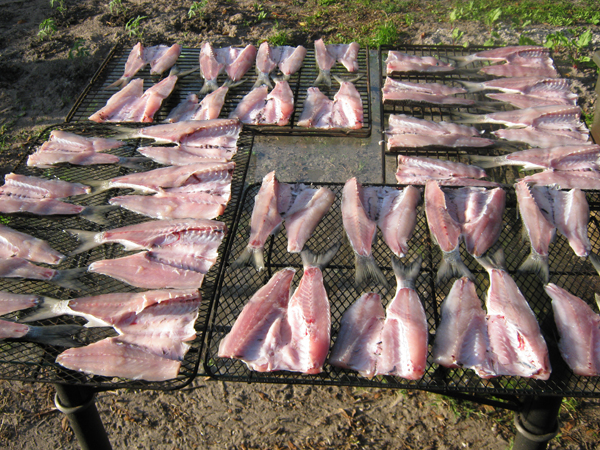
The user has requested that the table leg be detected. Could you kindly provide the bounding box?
[54,384,113,450]
[512,395,562,450]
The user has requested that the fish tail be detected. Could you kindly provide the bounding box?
[25,324,83,347]
[590,252,600,277]
[314,69,332,88]
[333,74,363,85]
[230,246,265,272]
[51,268,87,291]
[107,125,139,141]
[253,72,273,89]
[468,154,504,169]
[104,77,129,90]
[225,79,246,89]
[452,112,485,124]
[476,247,507,272]
[199,79,219,95]
[65,229,102,255]
[446,55,472,67]
[301,243,341,271]
[79,205,118,225]
[457,80,485,93]
[118,156,150,171]
[517,250,550,284]
[391,255,422,290]
[20,297,68,323]
[437,247,474,285]
[173,66,199,78]
[355,254,389,288]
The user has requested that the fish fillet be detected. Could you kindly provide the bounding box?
[0,224,64,264]
[377,185,420,258]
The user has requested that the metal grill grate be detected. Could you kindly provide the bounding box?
[204,182,600,398]
[0,123,253,390]
[66,46,371,137]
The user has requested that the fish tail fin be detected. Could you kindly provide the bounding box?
[225,79,246,89]
[333,74,363,85]
[476,247,507,272]
[301,243,341,271]
[118,156,150,171]
[452,112,484,124]
[174,65,199,78]
[590,252,600,276]
[392,255,422,290]
[199,79,218,95]
[20,297,68,323]
[65,229,102,256]
[468,154,504,169]
[355,254,389,288]
[595,293,600,312]
[253,72,273,89]
[457,80,485,93]
[51,268,87,291]
[104,77,129,90]
[107,125,138,141]
[446,55,472,67]
[79,205,118,225]
[314,69,332,88]
[230,246,265,272]
[81,179,111,196]
[517,250,549,284]
[437,248,474,285]
[26,324,83,347]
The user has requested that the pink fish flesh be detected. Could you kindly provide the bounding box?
[45,130,124,152]
[493,127,591,148]
[519,169,600,189]
[461,76,572,95]
[0,224,64,264]
[342,177,388,287]
[480,59,559,78]
[254,43,306,87]
[388,134,493,150]
[432,277,495,378]
[297,87,332,128]
[277,46,307,78]
[454,45,549,67]
[230,81,294,126]
[0,319,81,347]
[486,92,576,108]
[382,77,474,106]
[297,82,363,129]
[0,257,82,291]
[199,42,225,94]
[377,186,420,258]
[138,142,237,164]
[396,155,487,184]
[283,186,335,253]
[0,196,85,216]
[165,86,228,123]
[544,283,600,376]
[90,79,145,121]
[0,173,90,199]
[216,44,258,83]
[328,292,385,378]
[386,51,454,74]
[107,42,146,89]
[0,291,40,316]
[314,39,359,86]
[27,149,127,168]
[56,335,185,381]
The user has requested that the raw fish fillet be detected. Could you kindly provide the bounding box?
[478,250,551,379]
[199,42,225,94]
[218,268,296,370]
[388,133,493,150]
[170,85,228,123]
[480,59,559,78]
[395,155,490,186]
[229,80,294,126]
[328,292,385,378]
[90,79,144,121]
[550,188,591,257]
[137,143,237,164]
[460,187,506,258]
[107,42,146,89]
[376,257,428,379]
[277,45,307,78]
[297,87,332,128]
[544,283,600,376]
[216,44,258,84]
[486,92,576,109]
[519,169,600,190]
[493,127,591,148]
[342,177,388,287]
[0,291,40,316]
[377,186,420,258]
[43,130,124,152]
[432,277,495,378]
[283,186,335,253]
[56,336,184,381]
[382,77,474,106]
[233,171,287,271]
[0,319,82,347]
[0,173,90,198]
[0,196,85,216]
[386,51,454,74]
[471,145,600,171]
[297,81,363,129]
[0,257,83,291]
[0,224,64,264]
[452,46,549,68]
[314,39,359,86]
[254,43,306,87]
[460,76,572,95]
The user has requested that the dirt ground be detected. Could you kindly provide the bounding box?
[1,0,600,449]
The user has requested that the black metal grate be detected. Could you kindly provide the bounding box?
[0,122,253,390]
[204,182,600,398]
[66,46,371,137]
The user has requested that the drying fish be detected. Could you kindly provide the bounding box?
[471,145,600,171]
[297,87,332,128]
[0,224,64,264]
[229,80,294,126]
[298,80,363,129]
[377,186,420,258]
[232,171,288,271]
[137,143,234,165]
[0,257,84,291]
[254,42,306,87]
[57,335,188,381]
[385,51,454,74]
[21,289,200,329]
[38,130,124,153]
[218,268,297,371]
[376,256,428,380]
[0,173,90,198]
[314,39,360,87]
[387,114,482,137]
[493,127,591,148]
[328,292,385,378]
[479,249,551,379]
[450,45,549,68]
[165,86,228,123]
[395,155,494,186]
[460,76,573,96]
[485,92,576,109]
[342,177,388,288]
[544,283,600,376]
[1,319,82,347]
[454,105,585,132]
[481,59,559,79]
[432,277,496,379]
[0,292,40,316]
[283,186,335,253]
[515,181,556,283]
[216,44,258,85]
[519,170,600,190]
[382,77,474,107]
[107,43,182,89]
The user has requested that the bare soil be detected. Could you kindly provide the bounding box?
[1,1,600,449]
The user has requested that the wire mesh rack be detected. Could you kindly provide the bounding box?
[66,45,371,137]
[204,181,600,398]
[0,122,253,390]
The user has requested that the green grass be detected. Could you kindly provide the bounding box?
[370,22,398,47]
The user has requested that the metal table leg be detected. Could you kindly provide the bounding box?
[54,384,113,450]
[513,396,562,450]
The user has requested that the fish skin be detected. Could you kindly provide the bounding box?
[519,169,600,190]
[377,185,421,258]
[328,42,360,72]
[382,77,474,106]
[165,86,229,123]
[515,181,556,284]
[27,149,123,168]
[385,51,454,74]
[254,42,279,88]
[342,177,388,287]
[431,277,496,378]
[56,336,184,381]
[388,133,494,150]
[376,256,428,380]
[0,224,64,264]
[116,74,179,123]
[284,186,335,253]
[544,283,600,376]
[328,292,385,378]
[1,173,90,199]
[0,291,40,316]
[493,127,591,148]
